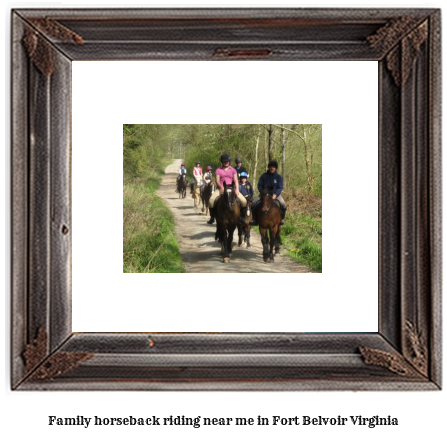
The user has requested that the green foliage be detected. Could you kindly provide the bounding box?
[123,124,172,181]
[123,182,185,273]
[280,212,322,272]
[123,141,184,272]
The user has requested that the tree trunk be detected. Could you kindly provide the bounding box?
[264,128,268,170]
[253,126,261,185]
[268,124,274,162]
[303,129,314,192]
[281,124,286,183]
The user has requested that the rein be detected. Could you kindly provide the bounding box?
[262,204,271,214]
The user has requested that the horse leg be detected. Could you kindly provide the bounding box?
[275,226,281,254]
[196,189,202,209]
[217,222,223,254]
[260,228,270,262]
[269,227,277,262]
[223,228,230,263]
[215,221,226,256]
[237,224,243,247]
[246,226,251,248]
[216,223,225,256]
[228,225,236,257]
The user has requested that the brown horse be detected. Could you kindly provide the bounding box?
[191,180,202,208]
[237,199,252,248]
[201,181,215,216]
[177,174,188,199]
[255,188,281,262]
[215,181,240,263]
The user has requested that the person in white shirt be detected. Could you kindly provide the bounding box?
[191,161,203,193]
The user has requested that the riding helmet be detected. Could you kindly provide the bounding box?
[196,161,200,165]
[220,153,231,163]
[236,157,242,164]
[240,172,248,178]
[206,166,212,171]
[181,163,185,166]
[268,160,279,169]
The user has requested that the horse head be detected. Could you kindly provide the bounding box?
[206,180,215,193]
[260,186,274,214]
[223,181,237,209]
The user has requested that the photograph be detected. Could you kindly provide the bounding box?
[123,124,322,272]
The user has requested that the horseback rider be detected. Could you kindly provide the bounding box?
[235,157,248,180]
[250,160,287,226]
[201,166,213,194]
[207,153,247,224]
[190,161,203,194]
[176,163,188,192]
[239,171,253,221]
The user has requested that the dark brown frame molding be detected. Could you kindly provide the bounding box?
[11,8,441,390]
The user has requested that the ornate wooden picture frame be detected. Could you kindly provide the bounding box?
[11,8,441,390]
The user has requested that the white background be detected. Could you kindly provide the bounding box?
[72,60,378,332]
[2,1,445,438]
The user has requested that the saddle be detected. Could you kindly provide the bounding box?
[252,198,284,221]
[214,194,242,209]
[252,198,281,210]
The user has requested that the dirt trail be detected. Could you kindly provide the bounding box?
[157,159,311,273]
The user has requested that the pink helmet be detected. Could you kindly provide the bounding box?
[181,163,185,166]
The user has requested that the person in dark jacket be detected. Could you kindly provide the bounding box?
[238,171,254,221]
[176,163,188,192]
[235,157,248,180]
[250,160,287,225]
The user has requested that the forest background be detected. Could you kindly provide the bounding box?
[123,124,322,273]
